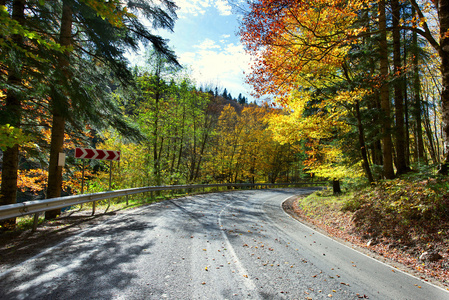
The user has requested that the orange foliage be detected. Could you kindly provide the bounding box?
[16,169,47,194]
[240,0,368,103]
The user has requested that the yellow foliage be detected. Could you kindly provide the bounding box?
[268,86,367,180]
[16,169,47,193]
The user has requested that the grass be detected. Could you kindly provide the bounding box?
[299,188,354,218]
[296,188,355,233]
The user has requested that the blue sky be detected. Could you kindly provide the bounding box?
[128,0,254,102]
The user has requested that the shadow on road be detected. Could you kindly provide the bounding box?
[0,216,156,299]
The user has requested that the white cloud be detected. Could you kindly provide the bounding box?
[180,39,253,97]
[194,39,221,50]
[215,0,232,16]
[178,52,196,65]
[174,0,233,17]
[175,0,210,17]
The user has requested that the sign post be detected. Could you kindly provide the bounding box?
[75,148,121,215]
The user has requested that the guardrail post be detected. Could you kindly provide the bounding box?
[126,195,129,206]
[32,213,40,232]
[92,202,96,216]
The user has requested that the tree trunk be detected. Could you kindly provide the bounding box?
[356,101,375,183]
[45,0,72,219]
[379,0,395,179]
[332,179,342,195]
[152,57,164,189]
[391,0,409,174]
[423,108,438,164]
[403,31,411,167]
[194,129,210,181]
[433,98,442,163]
[369,89,384,167]
[189,118,198,182]
[342,60,374,183]
[439,0,449,173]
[0,0,25,230]
[412,7,426,165]
[153,91,160,187]
[365,10,383,168]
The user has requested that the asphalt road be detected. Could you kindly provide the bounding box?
[0,188,448,299]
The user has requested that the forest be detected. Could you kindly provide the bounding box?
[0,0,309,229]
[240,0,446,181]
[0,0,448,233]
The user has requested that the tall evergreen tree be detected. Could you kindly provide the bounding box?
[222,88,228,99]
[391,0,409,174]
[378,0,395,179]
[0,0,25,229]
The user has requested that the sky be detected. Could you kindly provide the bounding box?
[127,0,255,102]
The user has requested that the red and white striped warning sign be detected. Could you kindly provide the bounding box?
[75,148,120,161]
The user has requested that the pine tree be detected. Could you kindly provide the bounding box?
[0,0,25,229]
[222,88,228,99]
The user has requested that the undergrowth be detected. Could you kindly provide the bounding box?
[344,176,449,241]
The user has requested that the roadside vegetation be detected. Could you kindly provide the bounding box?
[295,171,449,286]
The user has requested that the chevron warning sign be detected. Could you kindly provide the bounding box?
[75,148,120,161]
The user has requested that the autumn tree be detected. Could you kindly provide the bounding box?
[240,0,377,184]
[206,103,298,184]
[240,0,445,183]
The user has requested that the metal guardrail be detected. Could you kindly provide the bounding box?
[0,182,324,230]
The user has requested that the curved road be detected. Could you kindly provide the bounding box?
[0,188,448,299]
